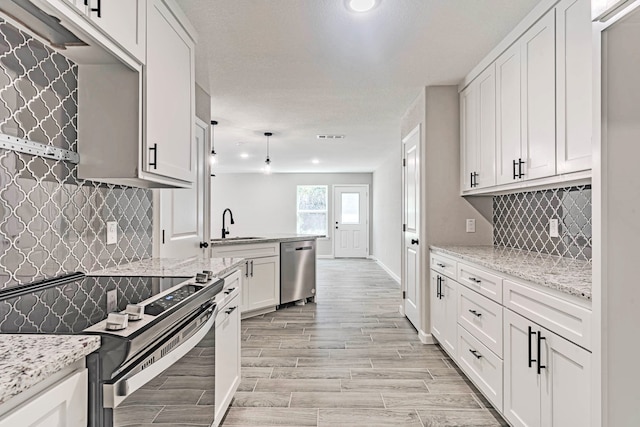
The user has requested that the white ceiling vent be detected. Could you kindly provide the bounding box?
[316,135,345,140]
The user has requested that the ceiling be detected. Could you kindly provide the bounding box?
[176,0,539,174]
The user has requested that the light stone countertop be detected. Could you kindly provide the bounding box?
[0,335,100,405]
[430,245,592,301]
[210,233,321,246]
[90,256,245,278]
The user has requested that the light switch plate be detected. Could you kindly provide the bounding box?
[106,289,117,313]
[466,218,476,233]
[549,218,559,238]
[106,221,117,245]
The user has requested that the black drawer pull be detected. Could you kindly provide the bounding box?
[469,277,481,284]
[469,349,482,359]
[225,306,237,315]
[411,238,419,245]
[84,0,102,17]
[224,287,236,295]
[468,309,482,318]
[436,263,445,268]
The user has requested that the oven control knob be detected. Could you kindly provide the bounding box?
[195,273,208,284]
[125,304,144,321]
[106,313,129,331]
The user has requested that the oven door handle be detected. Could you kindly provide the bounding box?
[103,304,218,409]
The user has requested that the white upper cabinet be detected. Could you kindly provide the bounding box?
[461,0,592,194]
[496,43,523,185]
[556,0,593,174]
[86,0,146,62]
[462,64,496,191]
[521,10,557,181]
[144,0,195,183]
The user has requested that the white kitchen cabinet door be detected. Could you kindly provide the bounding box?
[430,271,446,345]
[496,42,523,185]
[215,294,241,427]
[145,0,195,183]
[0,369,87,427]
[85,0,146,62]
[556,0,593,174]
[461,82,478,191]
[503,309,542,427]
[247,256,280,313]
[477,63,497,189]
[521,10,557,181]
[540,327,591,427]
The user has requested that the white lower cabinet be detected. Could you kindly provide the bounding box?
[0,369,87,427]
[430,270,457,356]
[504,309,591,427]
[215,289,241,427]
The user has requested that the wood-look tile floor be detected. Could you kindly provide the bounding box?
[221,259,508,427]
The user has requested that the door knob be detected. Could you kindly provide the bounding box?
[199,241,209,249]
[411,239,419,245]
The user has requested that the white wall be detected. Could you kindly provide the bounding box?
[211,173,373,256]
[371,149,402,281]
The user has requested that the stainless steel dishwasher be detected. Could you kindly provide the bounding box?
[280,240,316,304]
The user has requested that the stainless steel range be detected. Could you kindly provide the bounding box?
[0,270,226,427]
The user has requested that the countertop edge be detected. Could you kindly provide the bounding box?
[430,245,592,301]
[210,235,321,247]
[0,335,101,405]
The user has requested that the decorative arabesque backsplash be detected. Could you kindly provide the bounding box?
[0,18,152,289]
[493,185,592,261]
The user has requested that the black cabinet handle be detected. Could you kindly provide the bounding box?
[225,306,237,315]
[85,0,101,17]
[245,261,249,278]
[436,263,445,268]
[469,309,482,318]
[470,172,479,188]
[469,277,481,284]
[224,287,236,295]
[518,158,525,178]
[250,260,254,277]
[436,276,442,299]
[528,326,536,368]
[411,238,419,245]
[537,331,546,374]
[513,159,518,180]
[149,143,158,169]
[469,349,482,359]
[199,241,209,249]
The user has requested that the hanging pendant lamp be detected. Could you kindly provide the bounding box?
[210,120,218,165]
[264,132,272,174]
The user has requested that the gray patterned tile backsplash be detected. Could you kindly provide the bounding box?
[0,18,152,289]
[493,186,592,261]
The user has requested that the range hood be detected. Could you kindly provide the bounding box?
[0,0,87,49]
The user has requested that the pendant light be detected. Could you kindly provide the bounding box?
[210,120,218,165]
[264,132,272,174]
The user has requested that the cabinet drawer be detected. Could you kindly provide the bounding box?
[503,280,592,350]
[457,325,503,412]
[210,243,279,259]
[457,262,503,303]
[431,252,457,280]
[458,285,503,357]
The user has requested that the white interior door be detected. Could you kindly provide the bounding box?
[158,119,208,257]
[402,125,421,330]
[333,185,369,258]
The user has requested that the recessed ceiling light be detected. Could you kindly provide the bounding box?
[240,152,249,159]
[346,0,378,13]
[312,159,320,164]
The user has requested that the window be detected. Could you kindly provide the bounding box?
[296,185,328,235]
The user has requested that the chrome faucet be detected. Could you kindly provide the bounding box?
[221,208,235,238]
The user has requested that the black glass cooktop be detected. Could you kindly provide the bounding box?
[0,275,192,334]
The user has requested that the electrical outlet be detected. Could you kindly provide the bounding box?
[466,218,476,233]
[549,218,559,238]
[106,289,117,313]
[106,221,117,245]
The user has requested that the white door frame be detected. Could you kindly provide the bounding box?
[332,184,370,258]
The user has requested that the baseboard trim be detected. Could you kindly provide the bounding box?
[317,255,335,259]
[418,330,435,344]
[370,257,401,284]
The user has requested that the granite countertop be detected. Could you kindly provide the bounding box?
[90,256,245,277]
[210,233,321,246]
[0,335,100,405]
[431,245,592,301]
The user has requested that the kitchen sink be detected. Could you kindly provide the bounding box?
[211,237,263,242]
